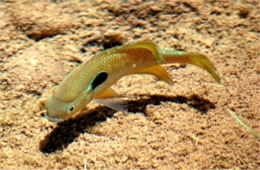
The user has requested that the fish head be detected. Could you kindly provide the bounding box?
[45,89,94,122]
[45,71,108,122]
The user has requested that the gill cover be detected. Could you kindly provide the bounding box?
[46,72,108,122]
[90,72,108,90]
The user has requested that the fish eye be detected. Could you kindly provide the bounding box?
[68,105,75,112]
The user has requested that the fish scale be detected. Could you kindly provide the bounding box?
[46,41,220,122]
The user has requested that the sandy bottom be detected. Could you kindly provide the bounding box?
[0,0,259,169]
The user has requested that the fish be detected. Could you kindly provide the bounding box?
[45,41,220,122]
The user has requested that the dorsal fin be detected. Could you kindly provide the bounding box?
[119,41,165,64]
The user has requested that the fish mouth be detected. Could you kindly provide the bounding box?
[45,115,64,122]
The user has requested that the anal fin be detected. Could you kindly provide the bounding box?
[134,65,174,85]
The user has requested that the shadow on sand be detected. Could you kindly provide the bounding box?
[40,94,215,153]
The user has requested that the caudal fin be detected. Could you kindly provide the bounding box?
[160,48,221,83]
[185,52,220,83]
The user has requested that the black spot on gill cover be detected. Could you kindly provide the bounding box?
[90,72,108,90]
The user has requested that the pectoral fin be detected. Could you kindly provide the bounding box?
[95,87,127,111]
[95,87,120,99]
[134,65,174,85]
[94,98,128,111]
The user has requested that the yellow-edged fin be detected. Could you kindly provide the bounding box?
[134,65,174,85]
[95,87,120,99]
[120,41,165,64]
[187,52,221,83]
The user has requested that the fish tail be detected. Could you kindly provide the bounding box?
[159,48,221,83]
